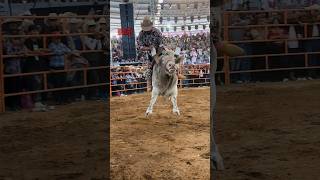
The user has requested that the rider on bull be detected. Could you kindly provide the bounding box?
[137,16,185,89]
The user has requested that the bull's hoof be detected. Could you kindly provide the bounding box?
[145,110,153,117]
[173,110,180,116]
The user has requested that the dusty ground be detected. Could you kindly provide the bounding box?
[110,88,211,180]
[0,80,319,179]
[215,80,320,180]
[0,101,108,180]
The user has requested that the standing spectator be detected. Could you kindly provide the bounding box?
[190,48,198,64]
[2,18,23,35]
[65,51,89,101]
[82,20,104,99]
[48,31,72,104]
[98,17,108,50]
[24,25,49,111]
[304,8,320,79]
[42,13,63,34]
[66,17,83,51]
[229,14,250,83]
[4,36,28,111]
[268,23,289,81]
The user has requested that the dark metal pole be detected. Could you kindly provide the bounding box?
[8,0,12,16]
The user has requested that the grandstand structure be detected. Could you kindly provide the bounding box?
[0,0,108,15]
[110,0,210,37]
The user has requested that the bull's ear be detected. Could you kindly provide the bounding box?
[175,56,183,64]
[154,55,161,64]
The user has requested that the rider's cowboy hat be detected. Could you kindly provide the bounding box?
[141,16,153,31]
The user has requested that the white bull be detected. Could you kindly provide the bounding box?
[145,50,183,116]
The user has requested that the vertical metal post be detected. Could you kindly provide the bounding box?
[223,12,230,85]
[0,17,5,113]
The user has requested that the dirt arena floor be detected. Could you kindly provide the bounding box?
[110,88,211,180]
[0,101,108,179]
[0,80,319,179]
[215,80,320,180]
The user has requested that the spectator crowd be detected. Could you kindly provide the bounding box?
[225,4,320,83]
[111,31,210,65]
[110,31,211,96]
[2,10,107,111]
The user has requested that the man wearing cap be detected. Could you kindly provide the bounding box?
[82,19,106,99]
[48,31,72,104]
[66,18,83,51]
[42,13,63,34]
[24,25,48,111]
[98,17,108,50]
[2,18,23,35]
[137,16,185,89]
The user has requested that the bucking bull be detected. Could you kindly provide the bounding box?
[145,0,245,173]
[145,50,182,116]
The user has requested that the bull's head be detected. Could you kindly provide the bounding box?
[155,50,183,76]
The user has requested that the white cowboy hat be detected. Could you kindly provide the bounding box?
[98,17,107,24]
[3,18,23,24]
[69,18,82,24]
[48,13,58,19]
[86,19,97,26]
[141,16,153,31]
[62,12,76,16]
[20,10,32,16]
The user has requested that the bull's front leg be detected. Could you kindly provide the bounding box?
[170,94,180,116]
[145,89,158,117]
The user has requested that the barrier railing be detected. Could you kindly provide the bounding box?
[221,8,320,84]
[0,15,108,113]
[110,64,225,96]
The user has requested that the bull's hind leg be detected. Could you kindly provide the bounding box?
[145,90,158,117]
[170,95,180,116]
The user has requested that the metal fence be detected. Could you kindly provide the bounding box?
[0,15,108,113]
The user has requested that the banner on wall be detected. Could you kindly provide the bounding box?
[118,27,134,36]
